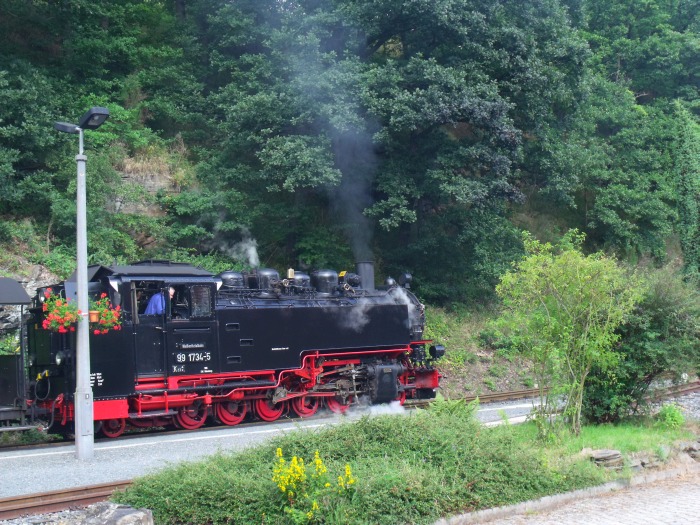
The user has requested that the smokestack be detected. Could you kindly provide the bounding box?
[356,261,375,291]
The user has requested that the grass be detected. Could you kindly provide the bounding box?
[0,428,57,446]
[564,421,695,455]
[426,306,537,397]
[110,398,695,525]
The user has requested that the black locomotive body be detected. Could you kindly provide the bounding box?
[11,260,443,437]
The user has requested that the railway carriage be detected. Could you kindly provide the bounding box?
[4,260,443,437]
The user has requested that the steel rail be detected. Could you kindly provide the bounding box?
[0,481,131,521]
[651,379,700,400]
[405,386,543,409]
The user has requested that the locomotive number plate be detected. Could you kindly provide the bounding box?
[175,351,212,363]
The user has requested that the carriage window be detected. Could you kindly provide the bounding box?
[134,281,163,315]
[190,285,212,318]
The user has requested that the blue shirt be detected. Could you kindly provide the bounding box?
[144,292,166,315]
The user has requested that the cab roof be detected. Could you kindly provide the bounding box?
[67,260,214,282]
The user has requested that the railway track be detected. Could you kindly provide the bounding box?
[0,481,131,521]
[405,386,543,409]
[652,379,700,400]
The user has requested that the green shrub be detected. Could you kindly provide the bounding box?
[36,245,77,279]
[0,333,19,355]
[655,404,685,429]
[483,378,497,391]
[113,409,608,525]
[521,376,535,388]
[488,364,508,378]
[583,265,700,423]
[423,307,452,344]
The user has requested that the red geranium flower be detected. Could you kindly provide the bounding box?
[89,293,122,335]
[41,289,80,332]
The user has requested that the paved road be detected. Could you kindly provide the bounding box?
[485,474,700,525]
[0,417,330,498]
[440,467,700,525]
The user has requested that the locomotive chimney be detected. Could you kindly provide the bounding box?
[356,261,375,291]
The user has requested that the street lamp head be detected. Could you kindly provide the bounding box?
[78,107,109,130]
[54,107,109,135]
[54,122,80,134]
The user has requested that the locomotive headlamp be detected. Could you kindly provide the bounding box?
[55,351,65,366]
[429,344,445,360]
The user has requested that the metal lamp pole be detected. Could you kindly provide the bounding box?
[54,107,109,460]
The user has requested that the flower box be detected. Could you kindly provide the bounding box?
[89,293,122,335]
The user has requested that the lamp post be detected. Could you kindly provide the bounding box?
[54,107,109,460]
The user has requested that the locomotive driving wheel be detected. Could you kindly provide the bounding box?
[254,397,285,422]
[291,396,319,418]
[396,390,407,405]
[101,418,126,438]
[175,401,207,430]
[325,396,353,414]
[215,400,248,426]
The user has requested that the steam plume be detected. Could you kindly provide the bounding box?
[214,228,260,267]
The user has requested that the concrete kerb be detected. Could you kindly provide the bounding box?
[432,453,700,525]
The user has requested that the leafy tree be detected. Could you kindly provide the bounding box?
[495,231,643,436]
[542,75,678,259]
[2,0,697,308]
[674,102,700,277]
[581,0,700,105]
[534,0,699,263]
[0,63,66,216]
[188,0,590,297]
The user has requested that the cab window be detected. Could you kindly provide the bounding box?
[190,285,212,318]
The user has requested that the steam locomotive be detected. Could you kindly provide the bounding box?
[0,260,443,438]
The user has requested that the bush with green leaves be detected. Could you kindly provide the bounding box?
[113,405,606,525]
[655,404,685,430]
[0,333,19,355]
[583,264,700,423]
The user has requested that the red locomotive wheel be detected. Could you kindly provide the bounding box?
[215,400,248,426]
[101,418,126,438]
[396,389,407,405]
[325,396,352,414]
[255,398,285,422]
[175,402,207,430]
[291,396,319,418]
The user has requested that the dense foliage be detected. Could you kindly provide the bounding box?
[583,265,700,423]
[114,404,610,524]
[0,0,698,303]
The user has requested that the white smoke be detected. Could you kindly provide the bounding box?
[366,400,408,416]
[339,298,374,332]
[340,399,409,421]
[389,286,422,326]
[215,228,260,268]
